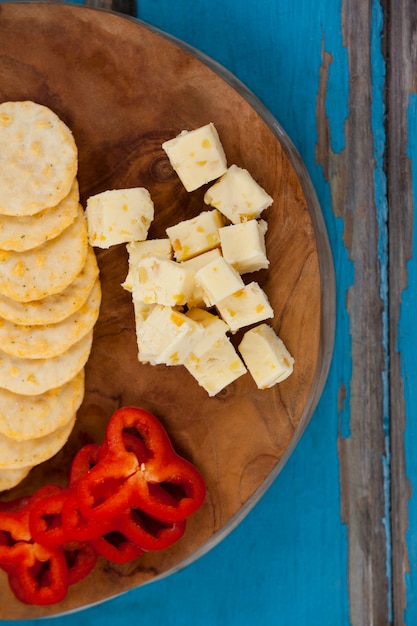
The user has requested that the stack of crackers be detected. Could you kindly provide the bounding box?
[0,101,101,491]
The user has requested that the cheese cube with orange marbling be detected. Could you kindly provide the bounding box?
[162,123,227,192]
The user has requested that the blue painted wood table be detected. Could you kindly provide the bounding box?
[0,0,415,624]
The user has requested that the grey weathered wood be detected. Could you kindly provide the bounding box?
[386,1,417,624]
[316,1,390,623]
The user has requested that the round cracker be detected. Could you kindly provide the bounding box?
[0,245,99,325]
[0,329,93,395]
[0,279,101,359]
[0,415,76,469]
[0,369,84,441]
[0,101,78,216]
[0,178,79,251]
[0,204,88,302]
[0,465,33,492]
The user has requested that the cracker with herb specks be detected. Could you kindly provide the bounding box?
[0,245,99,325]
[0,204,88,302]
[0,329,93,395]
[0,279,101,359]
[0,178,79,252]
[0,101,78,216]
[0,369,84,441]
[0,415,76,469]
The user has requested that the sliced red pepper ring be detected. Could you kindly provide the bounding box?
[129,466,206,523]
[61,489,114,542]
[104,407,173,462]
[6,542,69,606]
[68,442,102,487]
[0,485,62,565]
[99,432,150,465]
[76,457,139,522]
[90,529,144,564]
[0,513,31,565]
[115,506,186,552]
[77,407,206,524]
[28,487,70,548]
[62,541,98,586]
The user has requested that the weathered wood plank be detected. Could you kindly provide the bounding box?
[317,0,390,623]
[387,0,417,623]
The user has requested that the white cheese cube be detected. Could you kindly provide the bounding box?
[238,324,294,388]
[132,256,194,306]
[219,219,269,274]
[133,298,156,329]
[181,248,222,307]
[137,304,204,366]
[195,256,244,307]
[162,123,227,192]
[131,298,158,364]
[216,281,274,332]
[185,308,229,357]
[166,209,224,262]
[122,238,172,291]
[86,188,154,248]
[184,335,247,396]
[204,164,273,224]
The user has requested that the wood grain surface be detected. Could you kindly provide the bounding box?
[0,3,334,618]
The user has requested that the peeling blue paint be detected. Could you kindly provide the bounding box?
[402,93,417,623]
[135,2,353,625]
[320,29,352,444]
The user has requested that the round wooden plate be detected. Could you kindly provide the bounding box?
[0,2,335,618]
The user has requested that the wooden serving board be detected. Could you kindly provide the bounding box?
[0,3,334,618]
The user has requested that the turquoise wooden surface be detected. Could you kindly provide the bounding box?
[3,0,414,623]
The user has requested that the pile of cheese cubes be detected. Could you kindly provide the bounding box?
[86,123,294,396]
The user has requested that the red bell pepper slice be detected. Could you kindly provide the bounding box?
[76,407,206,524]
[76,457,138,522]
[0,485,62,565]
[6,542,68,606]
[68,442,102,487]
[114,506,186,552]
[61,489,114,542]
[62,541,98,585]
[28,486,70,548]
[0,487,70,606]
[89,529,144,564]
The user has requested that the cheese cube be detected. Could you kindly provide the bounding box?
[238,324,294,388]
[131,296,158,364]
[195,256,244,307]
[137,304,204,366]
[181,248,222,307]
[216,281,274,332]
[219,219,269,274]
[204,164,273,224]
[132,256,194,306]
[166,209,224,262]
[185,308,229,357]
[86,188,154,248]
[162,123,227,192]
[133,298,156,329]
[184,335,247,396]
[122,238,172,291]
